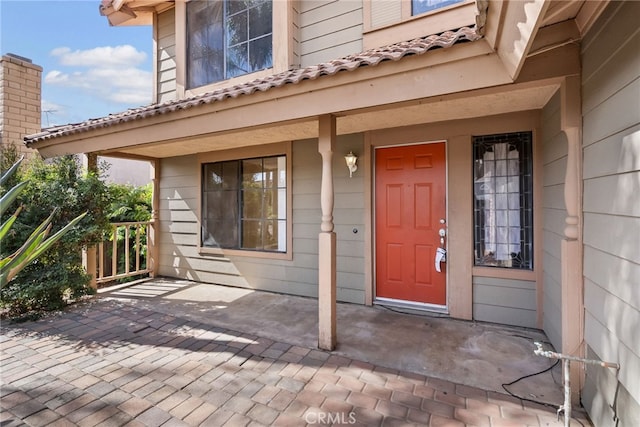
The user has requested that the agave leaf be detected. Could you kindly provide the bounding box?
[0,156,24,187]
[0,181,28,218]
[1,224,49,276]
[2,229,49,282]
[21,212,87,266]
[0,206,22,241]
[4,212,87,285]
[0,211,55,277]
[0,254,13,271]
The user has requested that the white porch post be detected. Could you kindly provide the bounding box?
[560,75,584,403]
[81,153,98,290]
[148,159,160,278]
[318,114,337,351]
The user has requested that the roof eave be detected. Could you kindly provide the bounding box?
[25,26,483,148]
[100,0,170,26]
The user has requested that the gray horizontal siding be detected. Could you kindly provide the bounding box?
[291,1,301,68]
[583,213,640,264]
[583,246,640,313]
[156,8,177,103]
[157,136,366,304]
[472,276,537,328]
[580,1,640,425]
[583,346,640,427]
[299,0,363,66]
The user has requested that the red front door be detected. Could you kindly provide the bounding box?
[375,143,447,305]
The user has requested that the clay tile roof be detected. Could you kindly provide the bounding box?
[25,26,481,145]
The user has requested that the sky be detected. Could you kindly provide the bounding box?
[0,0,153,127]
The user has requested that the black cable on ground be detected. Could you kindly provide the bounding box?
[501,359,560,409]
[501,359,586,427]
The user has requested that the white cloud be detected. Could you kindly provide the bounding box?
[44,70,69,84]
[45,44,152,108]
[50,45,147,68]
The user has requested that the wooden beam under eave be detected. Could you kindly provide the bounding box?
[97,152,158,162]
[105,79,560,159]
[121,121,316,158]
[516,42,580,84]
[528,19,581,55]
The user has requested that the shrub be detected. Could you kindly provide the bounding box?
[0,155,111,317]
[107,183,152,223]
[102,183,152,282]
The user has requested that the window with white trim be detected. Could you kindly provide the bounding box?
[202,155,287,252]
[187,0,273,89]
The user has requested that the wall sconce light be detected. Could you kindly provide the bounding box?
[345,151,358,178]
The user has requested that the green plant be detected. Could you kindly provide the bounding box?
[103,183,152,281]
[1,155,111,317]
[107,183,152,223]
[0,157,87,288]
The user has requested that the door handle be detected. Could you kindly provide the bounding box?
[436,218,447,272]
[435,247,446,273]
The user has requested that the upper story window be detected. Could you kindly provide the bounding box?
[187,0,273,89]
[412,0,465,15]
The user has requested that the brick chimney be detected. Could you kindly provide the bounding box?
[0,53,42,156]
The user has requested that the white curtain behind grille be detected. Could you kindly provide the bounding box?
[482,143,521,261]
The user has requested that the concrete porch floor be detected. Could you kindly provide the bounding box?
[101,277,565,407]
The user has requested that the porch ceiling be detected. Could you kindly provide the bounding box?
[105,82,559,159]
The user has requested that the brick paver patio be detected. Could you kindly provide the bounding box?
[1,298,590,426]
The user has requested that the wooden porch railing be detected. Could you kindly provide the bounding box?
[96,221,152,284]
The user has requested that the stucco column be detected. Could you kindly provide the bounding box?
[560,76,584,403]
[148,159,160,278]
[81,153,98,290]
[318,114,337,351]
